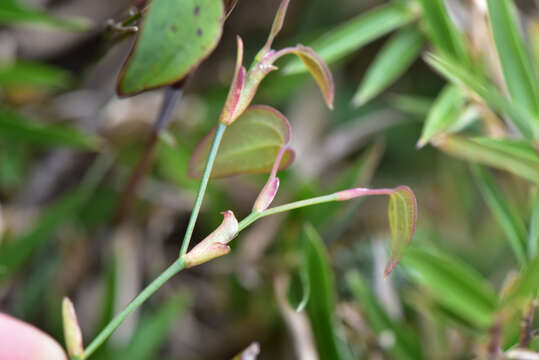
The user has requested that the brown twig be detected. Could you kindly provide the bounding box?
[114,85,183,224]
[519,298,538,348]
[487,316,503,360]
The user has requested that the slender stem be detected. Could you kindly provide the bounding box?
[179,123,227,257]
[82,258,186,359]
[239,193,338,231]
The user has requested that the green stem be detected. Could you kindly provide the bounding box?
[238,193,338,231]
[82,258,186,359]
[179,123,227,257]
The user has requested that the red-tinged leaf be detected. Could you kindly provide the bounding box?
[190,105,295,178]
[263,0,290,52]
[0,313,67,360]
[219,36,246,125]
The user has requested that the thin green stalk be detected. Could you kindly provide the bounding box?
[238,193,338,231]
[82,258,186,359]
[179,122,227,257]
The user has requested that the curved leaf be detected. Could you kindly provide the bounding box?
[189,105,295,178]
[117,0,224,96]
[353,26,424,106]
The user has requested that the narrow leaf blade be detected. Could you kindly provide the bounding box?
[353,26,424,106]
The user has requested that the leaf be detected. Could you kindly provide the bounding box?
[0,107,99,149]
[487,0,539,120]
[346,271,423,360]
[303,224,354,360]
[425,53,536,139]
[0,61,70,89]
[503,255,539,305]
[401,247,498,329]
[231,343,260,360]
[117,0,224,96]
[0,313,67,360]
[417,85,464,148]
[284,2,415,74]
[289,45,334,109]
[0,0,89,31]
[433,135,539,186]
[189,105,295,178]
[528,188,539,259]
[353,26,424,106]
[470,165,528,265]
[416,0,470,64]
[388,93,433,118]
[386,186,418,277]
[120,293,190,360]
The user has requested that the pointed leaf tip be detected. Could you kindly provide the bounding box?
[292,45,335,109]
[264,0,290,51]
[220,36,246,125]
[62,297,83,358]
[386,185,417,276]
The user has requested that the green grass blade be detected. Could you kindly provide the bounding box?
[303,224,353,360]
[0,61,71,89]
[470,165,528,265]
[425,53,536,139]
[416,0,470,64]
[487,0,539,121]
[434,135,539,186]
[417,84,464,148]
[528,188,539,259]
[346,271,423,360]
[284,2,415,74]
[352,26,424,106]
[0,107,99,149]
[401,247,498,329]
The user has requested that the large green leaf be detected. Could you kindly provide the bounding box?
[118,0,224,95]
[417,85,464,148]
[347,271,423,360]
[0,107,99,149]
[470,165,528,265]
[434,135,539,186]
[425,53,536,139]
[303,224,353,360]
[401,247,498,329]
[284,2,415,74]
[487,0,539,121]
[189,105,295,178]
[353,26,424,106]
[0,61,70,89]
[0,0,89,30]
[416,0,470,64]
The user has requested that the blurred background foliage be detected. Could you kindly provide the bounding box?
[0,0,538,359]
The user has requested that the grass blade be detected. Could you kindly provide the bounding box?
[487,0,539,121]
[284,2,415,74]
[470,165,527,265]
[352,26,424,106]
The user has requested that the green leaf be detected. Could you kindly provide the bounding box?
[0,107,99,149]
[0,0,89,31]
[386,186,418,277]
[487,0,539,121]
[416,0,470,64]
[353,26,424,106]
[0,155,111,283]
[433,135,539,186]
[388,93,433,118]
[425,53,536,139]
[284,2,415,74]
[470,164,527,265]
[0,61,70,89]
[346,271,423,360]
[121,293,190,360]
[528,188,539,259]
[417,85,464,148]
[189,105,295,178]
[303,224,354,360]
[117,0,224,95]
[504,255,539,304]
[401,247,498,329]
